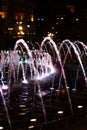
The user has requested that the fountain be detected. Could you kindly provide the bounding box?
[0,36,87,129]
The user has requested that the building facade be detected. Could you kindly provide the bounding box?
[0,0,36,48]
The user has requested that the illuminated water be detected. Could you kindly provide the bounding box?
[0,36,87,129]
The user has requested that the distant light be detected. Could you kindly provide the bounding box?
[17,32,20,35]
[31,14,34,22]
[27,41,29,43]
[33,32,36,35]
[17,31,25,35]
[28,125,34,129]
[30,118,37,122]
[0,126,4,130]
[56,89,59,92]
[48,32,54,38]
[56,22,58,25]
[77,105,83,109]
[8,28,13,31]
[41,18,44,21]
[37,18,40,20]
[66,86,69,89]
[72,88,76,91]
[27,25,30,28]
[57,17,59,20]
[76,18,79,21]
[20,31,25,35]
[0,12,6,19]
[19,21,22,24]
[18,112,26,116]
[61,17,64,20]
[19,104,26,108]
[57,110,63,114]
[18,25,23,31]
[52,27,54,30]
[20,15,23,21]
[50,87,54,90]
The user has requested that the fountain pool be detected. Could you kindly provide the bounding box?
[0,36,87,129]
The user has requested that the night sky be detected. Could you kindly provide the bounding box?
[27,0,87,7]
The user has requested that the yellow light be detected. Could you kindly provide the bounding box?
[31,14,34,22]
[20,15,23,20]
[18,25,23,31]
[17,32,20,35]
[19,21,22,24]
[20,31,25,35]
[8,28,13,31]
[28,125,34,129]
[48,33,54,38]
[0,12,6,19]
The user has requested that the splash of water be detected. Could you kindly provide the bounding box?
[0,36,87,120]
[0,84,12,130]
[59,39,87,84]
[40,36,73,115]
[14,39,32,58]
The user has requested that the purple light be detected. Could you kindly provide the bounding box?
[22,79,28,84]
[2,84,8,90]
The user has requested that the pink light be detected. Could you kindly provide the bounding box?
[22,79,28,84]
[2,84,8,90]
[36,72,55,80]
[36,66,56,80]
